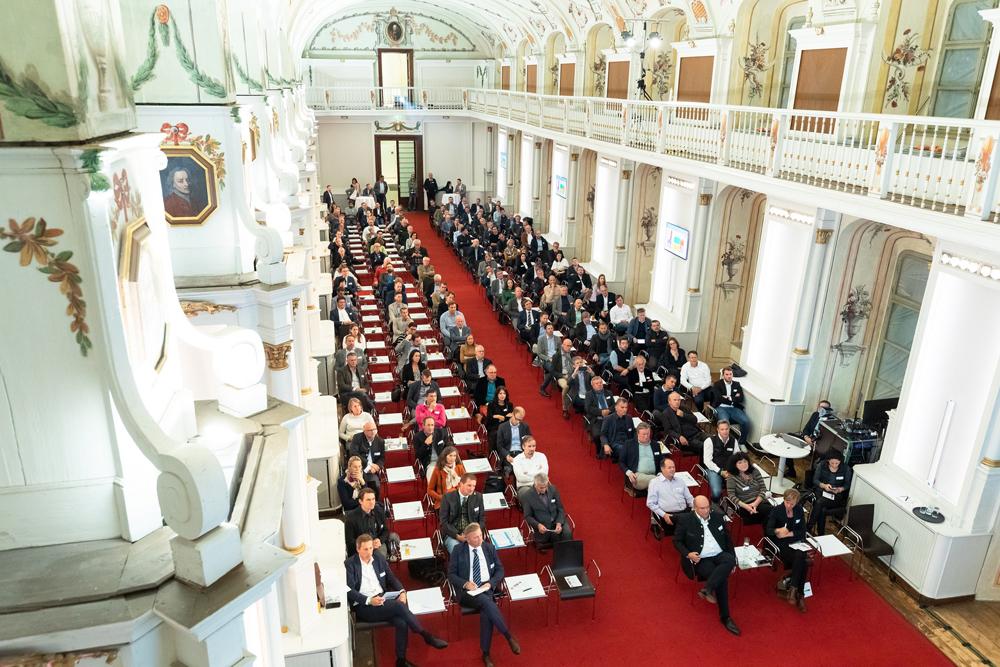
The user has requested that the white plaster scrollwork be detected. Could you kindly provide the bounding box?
[157,445,230,539]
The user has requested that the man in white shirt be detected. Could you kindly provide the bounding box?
[346,534,448,666]
[680,350,712,409]
[702,421,745,501]
[512,436,549,502]
[608,295,633,334]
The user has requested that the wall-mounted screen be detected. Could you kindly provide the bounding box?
[665,223,690,260]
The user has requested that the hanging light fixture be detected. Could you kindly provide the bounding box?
[648,31,662,49]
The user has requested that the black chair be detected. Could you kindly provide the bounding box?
[838,503,899,580]
[542,539,601,623]
[350,612,392,654]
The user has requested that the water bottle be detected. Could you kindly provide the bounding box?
[743,537,750,548]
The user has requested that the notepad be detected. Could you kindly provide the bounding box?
[564,575,582,588]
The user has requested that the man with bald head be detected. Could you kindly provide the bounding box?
[673,495,741,636]
[658,391,706,454]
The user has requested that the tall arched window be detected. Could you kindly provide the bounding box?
[869,253,930,400]
[931,0,997,118]
[777,16,807,108]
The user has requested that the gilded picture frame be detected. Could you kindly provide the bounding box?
[160,145,219,225]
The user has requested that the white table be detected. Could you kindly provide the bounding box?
[406,587,447,616]
[445,407,471,420]
[490,527,525,550]
[808,534,852,557]
[451,431,480,446]
[362,315,381,323]
[505,573,547,601]
[385,437,407,452]
[374,391,394,403]
[759,433,812,492]
[463,458,492,474]
[354,195,377,208]
[379,412,404,425]
[411,312,428,320]
[674,470,700,487]
[386,466,416,483]
[735,544,769,570]
[439,386,462,398]
[416,324,434,332]
[366,341,386,350]
[371,372,394,383]
[391,501,425,521]
[430,368,453,379]
[399,537,434,561]
[363,327,383,335]
[425,352,445,362]
[483,492,509,511]
[361,304,378,312]
[369,355,390,365]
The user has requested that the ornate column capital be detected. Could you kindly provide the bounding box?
[698,193,713,206]
[815,229,834,244]
[263,341,292,370]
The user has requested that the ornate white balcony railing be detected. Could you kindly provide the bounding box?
[308,86,1000,222]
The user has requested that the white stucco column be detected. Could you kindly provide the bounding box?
[565,150,581,251]
[532,139,544,224]
[612,161,636,282]
[687,179,715,294]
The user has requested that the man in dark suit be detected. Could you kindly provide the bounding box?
[495,406,531,472]
[465,238,486,270]
[330,294,358,336]
[447,523,520,666]
[349,422,385,492]
[346,533,448,666]
[521,473,572,546]
[321,184,335,211]
[412,416,448,469]
[711,366,751,442]
[600,398,636,461]
[439,474,487,553]
[584,375,614,446]
[344,488,399,558]
[472,364,505,406]
[463,345,493,390]
[515,298,542,344]
[423,173,439,212]
[659,391,706,454]
[673,495,741,636]
[405,370,440,410]
[374,174,389,212]
[801,399,833,444]
[336,352,372,411]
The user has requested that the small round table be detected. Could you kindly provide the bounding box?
[758,434,812,492]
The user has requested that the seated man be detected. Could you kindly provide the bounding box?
[511,436,549,502]
[447,523,521,666]
[588,320,615,368]
[535,323,562,397]
[522,473,573,546]
[495,406,531,472]
[702,420,745,502]
[346,534,448,667]
[444,315,472,358]
[571,309,597,345]
[620,422,669,491]
[608,295,633,334]
[412,415,448,469]
[600,398,636,462]
[646,457,693,538]
[658,391,707,454]
[645,319,668,368]
[625,307,652,354]
[766,489,811,612]
[439,473,487,553]
[652,373,679,416]
[516,298,542,344]
[405,369,440,411]
[560,355,594,418]
[673,496,741,635]
[349,421,386,493]
[801,399,834,444]
[607,337,633,390]
[808,451,852,535]
[463,345,493,392]
[584,375,614,447]
[336,352,372,412]
[626,354,657,413]
[680,350,712,409]
[473,364,506,407]
[711,366,751,442]
[344,488,400,559]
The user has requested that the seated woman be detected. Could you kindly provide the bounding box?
[343,323,366,351]
[457,334,477,366]
[498,278,516,310]
[399,349,426,388]
[369,242,387,268]
[373,256,394,285]
[808,451,852,535]
[484,386,513,446]
[725,452,768,525]
[337,455,368,511]
[414,390,447,429]
[338,397,373,444]
[550,250,569,277]
[765,488,811,612]
[427,446,465,508]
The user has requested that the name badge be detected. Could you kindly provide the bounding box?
[794,518,801,523]
[379,571,386,577]
[551,498,557,503]
[742,486,750,491]
[835,475,844,480]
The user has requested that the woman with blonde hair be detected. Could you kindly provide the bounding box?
[339,397,373,444]
[337,455,367,511]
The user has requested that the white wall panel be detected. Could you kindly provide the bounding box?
[317,121,375,192]
[425,121,473,193]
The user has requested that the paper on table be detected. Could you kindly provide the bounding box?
[789,541,812,552]
[694,411,710,423]
[563,574,582,588]
[382,590,402,601]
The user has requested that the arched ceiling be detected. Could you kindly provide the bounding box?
[287,0,714,60]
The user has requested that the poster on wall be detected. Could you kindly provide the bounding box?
[555,175,568,199]
[665,223,690,260]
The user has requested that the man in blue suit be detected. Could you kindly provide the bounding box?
[346,534,448,666]
[447,523,521,666]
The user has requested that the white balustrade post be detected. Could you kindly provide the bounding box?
[621,102,631,146]
[965,128,1000,221]
[868,121,899,199]
[718,109,731,166]
[765,113,787,178]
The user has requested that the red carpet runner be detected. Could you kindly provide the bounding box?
[374,213,949,666]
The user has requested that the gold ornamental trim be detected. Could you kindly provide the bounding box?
[284,542,307,555]
[793,347,809,355]
[180,300,237,317]
[301,387,313,396]
[698,193,712,206]
[815,229,834,244]
[292,297,301,315]
[982,457,1000,468]
[263,341,292,370]
[621,170,631,180]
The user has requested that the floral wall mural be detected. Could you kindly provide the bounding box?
[307,10,480,53]
[739,39,770,101]
[882,29,930,110]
